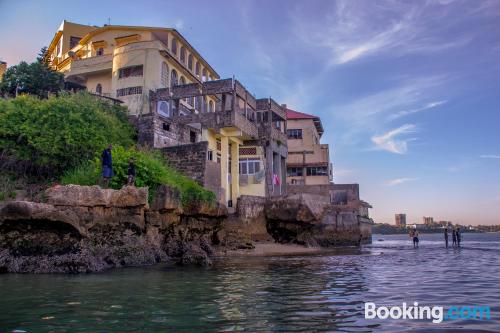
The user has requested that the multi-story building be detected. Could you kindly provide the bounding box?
[0,61,6,82]
[47,20,287,208]
[47,20,219,116]
[423,216,434,225]
[395,213,407,226]
[285,108,332,185]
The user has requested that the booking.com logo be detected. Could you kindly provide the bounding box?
[365,302,491,324]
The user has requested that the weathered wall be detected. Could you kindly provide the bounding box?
[161,142,208,186]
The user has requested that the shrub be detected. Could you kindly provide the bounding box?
[0,92,135,176]
[62,146,215,206]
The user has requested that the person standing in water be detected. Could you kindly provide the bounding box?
[444,228,449,247]
[410,229,419,248]
[452,228,457,246]
[456,227,461,247]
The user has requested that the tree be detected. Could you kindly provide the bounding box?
[0,47,64,98]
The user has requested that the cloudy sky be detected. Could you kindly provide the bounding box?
[1,0,499,224]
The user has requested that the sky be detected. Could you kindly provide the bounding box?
[1,0,499,225]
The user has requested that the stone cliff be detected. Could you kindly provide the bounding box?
[0,185,372,273]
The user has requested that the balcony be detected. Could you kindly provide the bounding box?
[65,55,113,78]
[176,108,258,139]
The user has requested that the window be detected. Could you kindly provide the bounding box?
[180,46,186,63]
[188,54,193,70]
[190,131,197,143]
[161,62,169,87]
[162,122,170,131]
[207,150,213,161]
[287,167,303,177]
[96,47,104,56]
[116,86,142,97]
[170,69,178,87]
[179,76,186,85]
[208,100,214,113]
[202,68,207,82]
[157,101,170,117]
[195,61,200,77]
[239,158,261,175]
[306,166,328,176]
[95,83,102,95]
[69,36,81,49]
[118,65,143,79]
[287,129,302,139]
[171,38,177,55]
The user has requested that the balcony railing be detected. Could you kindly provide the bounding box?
[66,55,113,77]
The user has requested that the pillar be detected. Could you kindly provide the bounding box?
[220,136,229,205]
[230,139,240,206]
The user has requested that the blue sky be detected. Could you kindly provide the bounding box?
[1,0,499,225]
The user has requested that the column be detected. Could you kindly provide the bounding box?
[230,139,240,206]
[220,136,229,205]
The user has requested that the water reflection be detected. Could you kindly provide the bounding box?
[0,233,499,332]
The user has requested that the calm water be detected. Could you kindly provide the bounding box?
[1,233,499,332]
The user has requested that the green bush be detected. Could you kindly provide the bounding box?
[0,92,135,176]
[62,146,215,206]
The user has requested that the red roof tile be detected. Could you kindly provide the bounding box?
[285,108,318,120]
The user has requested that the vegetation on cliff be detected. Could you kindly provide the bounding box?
[0,91,214,205]
[0,92,135,176]
[62,146,215,205]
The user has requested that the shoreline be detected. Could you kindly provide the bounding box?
[215,242,364,258]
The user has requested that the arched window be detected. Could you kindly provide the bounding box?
[96,83,102,95]
[161,62,169,87]
[180,46,186,63]
[195,61,200,78]
[202,68,207,82]
[202,96,207,113]
[170,69,178,87]
[171,38,177,55]
[209,100,214,113]
[188,54,193,70]
[179,76,186,85]
[157,101,170,118]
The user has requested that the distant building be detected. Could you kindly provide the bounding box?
[423,216,434,225]
[438,220,452,227]
[285,108,332,186]
[0,61,7,82]
[395,213,407,226]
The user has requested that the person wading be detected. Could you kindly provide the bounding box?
[452,228,457,246]
[444,227,449,248]
[456,227,461,247]
[413,229,420,248]
[100,144,113,188]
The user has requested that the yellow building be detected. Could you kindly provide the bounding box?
[47,20,219,116]
[285,108,333,185]
[47,20,287,207]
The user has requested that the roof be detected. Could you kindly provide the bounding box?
[285,108,324,137]
[285,108,317,120]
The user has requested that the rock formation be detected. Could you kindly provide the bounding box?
[0,185,371,274]
[0,185,227,273]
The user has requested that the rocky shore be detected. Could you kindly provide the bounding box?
[0,185,371,273]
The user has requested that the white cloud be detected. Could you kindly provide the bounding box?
[385,177,419,186]
[174,19,184,30]
[480,154,500,159]
[387,100,447,121]
[290,0,476,67]
[371,124,417,154]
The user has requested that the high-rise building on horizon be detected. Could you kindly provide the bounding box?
[395,213,407,226]
[423,216,434,225]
